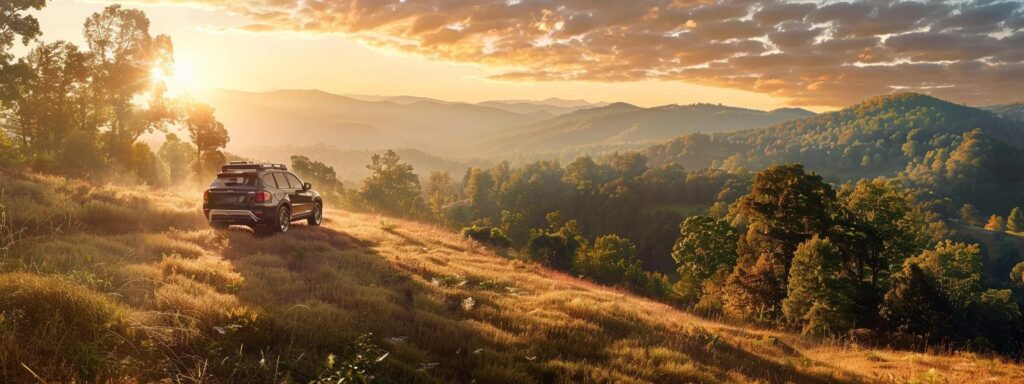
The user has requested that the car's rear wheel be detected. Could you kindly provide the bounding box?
[308,202,323,226]
[277,206,291,233]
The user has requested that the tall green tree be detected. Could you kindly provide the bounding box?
[880,262,956,342]
[0,1,45,65]
[83,4,175,165]
[724,164,837,321]
[291,155,343,198]
[463,167,498,220]
[575,234,643,286]
[782,236,855,336]
[1008,207,1024,232]
[157,133,194,184]
[183,101,228,180]
[672,216,739,303]
[910,241,982,311]
[360,150,426,217]
[499,210,529,248]
[525,218,585,272]
[960,204,982,226]
[11,41,94,173]
[424,170,458,224]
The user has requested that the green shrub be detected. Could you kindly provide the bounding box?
[460,225,512,248]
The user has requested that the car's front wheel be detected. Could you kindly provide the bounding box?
[308,201,323,226]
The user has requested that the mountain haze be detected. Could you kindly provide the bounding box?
[478,102,815,155]
[204,89,553,155]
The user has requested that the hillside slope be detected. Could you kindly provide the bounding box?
[3,173,1024,383]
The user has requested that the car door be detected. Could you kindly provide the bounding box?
[285,172,314,216]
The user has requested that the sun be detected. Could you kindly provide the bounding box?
[151,60,198,97]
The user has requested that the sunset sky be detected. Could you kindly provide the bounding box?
[28,0,1024,112]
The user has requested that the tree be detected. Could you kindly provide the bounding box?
[910,241,983,311]
[0,0,45,69]
[157,133,195,184]
[424,171,456,222]
[724,164,837,321]
[463,167,498,220]
[291,155,344,199]
[985,215,1005,232]
[880,262,956,343]
[360,150,426,217]
[838,179,932,290]
[960,204,981,226]
[499,210,529,248]
[672,216,739,303]
[130,142,166,186]
[525,218,585,272]
[782,236,855,336]
[1007,207,1023,232]
[83,5,176,164]
[575,234,644,286]
[183,101,228,180]
[10,42,89,156]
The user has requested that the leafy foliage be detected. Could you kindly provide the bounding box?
[460,225,512,248]
[782,236,854,336]
[671,216,738,303]
[360,149,427,218]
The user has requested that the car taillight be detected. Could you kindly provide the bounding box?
[254,191,271,203]
[203,190,209,202]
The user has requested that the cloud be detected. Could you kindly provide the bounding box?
[129,0,1024,106]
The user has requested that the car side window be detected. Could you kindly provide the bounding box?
[285,173,303,189]
[273,173,290,190]
[262,174,278,188]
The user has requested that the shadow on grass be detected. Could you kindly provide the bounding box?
[219,222,868,383]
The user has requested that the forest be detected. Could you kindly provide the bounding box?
[4,2,1024,381]
[0,3,231,187]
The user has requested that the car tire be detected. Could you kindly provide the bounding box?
[308,201,323,226]
[276,206,291,233]
[211,221,229,230]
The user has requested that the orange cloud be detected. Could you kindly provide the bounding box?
[127,0,1024,106]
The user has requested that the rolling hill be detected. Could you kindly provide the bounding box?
[645,93,1024,212]
[477,103,815,156]
[5,172,1024,382]
[986,103,1024,122]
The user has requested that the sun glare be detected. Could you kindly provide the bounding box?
[151,60,198,97]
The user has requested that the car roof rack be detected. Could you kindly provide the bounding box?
[221,161,288,172]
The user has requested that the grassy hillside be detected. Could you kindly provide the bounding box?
[3,173,1024,383]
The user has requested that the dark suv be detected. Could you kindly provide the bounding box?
[203,162,323,234]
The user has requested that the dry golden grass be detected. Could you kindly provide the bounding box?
[2,172,1024,382]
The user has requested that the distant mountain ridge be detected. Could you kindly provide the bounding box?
[477,102,816,155]
[202,88,813,159]
[204,89,553,154]
[985,103,1024,122]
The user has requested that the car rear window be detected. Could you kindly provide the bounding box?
[211,174,256,188]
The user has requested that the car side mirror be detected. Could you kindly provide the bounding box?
[303,182,312,191]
